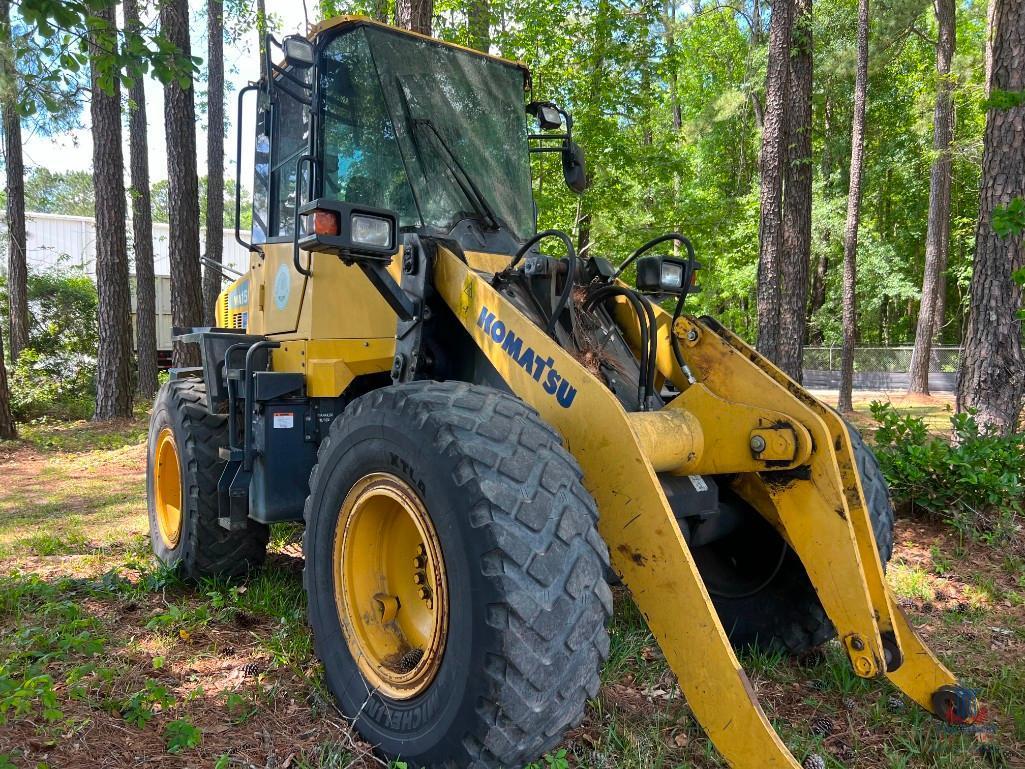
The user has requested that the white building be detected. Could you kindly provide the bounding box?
[8,211,252,350]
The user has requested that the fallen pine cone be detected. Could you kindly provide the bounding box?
[810,715,835,737]
[803,754,826,769]
[886,693,906,713]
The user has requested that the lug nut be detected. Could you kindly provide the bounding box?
[418,587,432,601]
[413,572,426,585]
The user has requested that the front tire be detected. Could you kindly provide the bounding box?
[147,379,268,579]
[698,423,895,654]
[303,382,611,769]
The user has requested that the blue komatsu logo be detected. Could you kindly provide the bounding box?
[476,306,578,408]
[229,279,250,309]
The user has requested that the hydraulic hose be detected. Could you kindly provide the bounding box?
[613,232,697,280]
[503,229,578,338]
[585,285,656,410]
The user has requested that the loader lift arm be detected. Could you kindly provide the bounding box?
[431,244,979,768]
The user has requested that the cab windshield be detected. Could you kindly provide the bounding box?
[318,25,534,242]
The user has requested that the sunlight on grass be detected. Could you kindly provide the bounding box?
[888,561,938,602]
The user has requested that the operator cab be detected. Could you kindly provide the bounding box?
[241,17,585,260]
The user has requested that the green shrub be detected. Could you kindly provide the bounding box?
[8,349,95,421]
[870,402,1025,545]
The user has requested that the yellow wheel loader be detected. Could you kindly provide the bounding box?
[147,16,980,768]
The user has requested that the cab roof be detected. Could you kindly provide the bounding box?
[309,15,530,81]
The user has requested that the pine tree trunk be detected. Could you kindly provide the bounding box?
[908,0,956,395]
[1,0,27,362]
[806,248,828,343]
[396,0,432,35]
[203,0,225,324]
[956,0,1025,433]
[90,5,135,420]
[124,0,158,399]
[161,0,203,368]
[0,325,15,439]
[467,0,489,51]
[257,0,267,80]
[371,0,388,23]
[779,0,812,382]
[838,0,870,414]
[756,0,793,364]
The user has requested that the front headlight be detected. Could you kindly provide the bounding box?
[351,214,393,249]
[660,261,685,290]
[634,255,690,295]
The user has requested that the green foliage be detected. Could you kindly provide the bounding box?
[2,268,98,421]
[164,718,202,753]
[870,402,1025,543]
[120,679,175,728]
[992,197,1025,238]
[525,749,570,769]
[8,348,95,421]
[981,89,1025,111]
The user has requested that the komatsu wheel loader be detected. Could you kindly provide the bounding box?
[146,16,980,768]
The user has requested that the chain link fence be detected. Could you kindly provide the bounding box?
[801,347,962,391]
[803,346,962,373]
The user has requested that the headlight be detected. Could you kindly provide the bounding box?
[634,255,690,295]
[660,261,684,290]
[351,214,393,248]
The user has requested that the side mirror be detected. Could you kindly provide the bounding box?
[562,141,587,193]
[527,101,564,131]
[282,35,315,69]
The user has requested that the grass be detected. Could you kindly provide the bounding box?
[0,399,1023,768]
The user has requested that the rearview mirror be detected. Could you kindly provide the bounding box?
[282,35,315,69]
[562,141,587,193]
[527,101,564,131]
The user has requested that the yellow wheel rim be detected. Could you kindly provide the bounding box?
[153,427,183,549]
[333,472,449,700]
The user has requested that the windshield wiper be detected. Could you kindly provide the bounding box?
[394,79,500,230]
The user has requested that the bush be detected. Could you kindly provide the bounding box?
[3,268,99,422]
[8,349,95,422]
[870,401,1025,545]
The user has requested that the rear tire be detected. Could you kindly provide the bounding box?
[147,379,268,579]
[699,423,894,654]
[303,381,611,769]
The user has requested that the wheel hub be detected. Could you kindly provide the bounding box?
[153,427,183,549]
[333,472,448,700]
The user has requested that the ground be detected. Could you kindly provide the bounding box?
[0,395,1022,769]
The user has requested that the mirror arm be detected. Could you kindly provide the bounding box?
[270,61,314,93]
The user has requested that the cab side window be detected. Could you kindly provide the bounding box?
[251,66,313,243]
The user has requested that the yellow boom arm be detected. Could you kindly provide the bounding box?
[433,245,970,768]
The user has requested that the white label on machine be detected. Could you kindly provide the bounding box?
[688,475,708,492]
[273,412,294,429]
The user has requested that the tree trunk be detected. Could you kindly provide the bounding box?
[467,0,489,51]
[838,0,870,414]
[806,248,828,343]
[756,0,792,364]
[161,0,204,368]
[257,0,267,80]
[908,0,955,395]
[124,0,158,399]
[203,0,225,324]
[0,324,14,438]
[956,0,1025,433]
[779,0,812,382]
[90,5,135,420]
[1,0,27,362]
[396,0,432,35]
[371,0,388,23]
[985,0,997,96]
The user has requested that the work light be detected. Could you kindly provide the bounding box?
[297,199,399,263]
[634,254,692,295]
